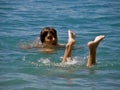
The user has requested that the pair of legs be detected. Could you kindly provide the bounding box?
[62,30,105,67]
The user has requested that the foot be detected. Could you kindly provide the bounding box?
[88,35,105,49]
[67,30,76,46]
[94,35,105,43]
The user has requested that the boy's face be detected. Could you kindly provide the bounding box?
[40,28,58,45]
[44,30,57,45]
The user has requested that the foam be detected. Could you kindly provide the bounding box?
[22,56,86,67]
[38,58,50,65]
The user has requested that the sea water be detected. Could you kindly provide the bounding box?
[0,0,120,90]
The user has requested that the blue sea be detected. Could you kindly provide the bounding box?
[0,0,120,90]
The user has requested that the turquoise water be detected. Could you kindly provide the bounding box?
[0,0,120,90]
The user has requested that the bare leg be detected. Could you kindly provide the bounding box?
[86,35,105,67]
[62,30,76,63]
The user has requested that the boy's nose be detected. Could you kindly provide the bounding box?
[47,32,53,39]
[47,35,52,39]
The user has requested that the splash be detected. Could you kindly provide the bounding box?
[22,55,86,68]
[38,58,50,65]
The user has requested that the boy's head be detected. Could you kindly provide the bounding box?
[40,27,58,45]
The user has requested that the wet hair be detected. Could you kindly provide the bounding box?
[40,27,58,44]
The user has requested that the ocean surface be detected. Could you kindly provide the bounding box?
[0,0,120,90]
